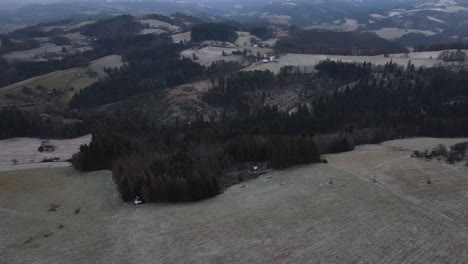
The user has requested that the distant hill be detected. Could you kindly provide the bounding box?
[1,0,468,45]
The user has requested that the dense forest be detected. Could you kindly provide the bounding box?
[276,29,407,55]
[191,23,238,43]
[69,59,468,203]
[72,109,321,202]
[81,15,144,40]
[2,13,468,204]
[414,42,468,52]
[0,107,87,139]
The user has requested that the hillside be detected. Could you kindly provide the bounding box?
[3,140,468,262]
[2,5,468,263]
[0,55,123,111]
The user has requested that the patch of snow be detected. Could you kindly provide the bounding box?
[370,14,386,19]
[370,28,437,40]
[427,16,446,24]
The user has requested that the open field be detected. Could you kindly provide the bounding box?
[326,137,468,229]
[172,31,191,43]
[139,28,167,35]
[0,55,123,110]
[181,46,245,66]
[3,138,468,263]
[370,27,438,40]
[42,21,97,33]
[2,43,93,63]
[0,135,91,172]
[2,43,68,62]
[235,31,260,47]
[138,19,180,32]
[307,18,360,32]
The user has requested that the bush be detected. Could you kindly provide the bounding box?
[431,144,448,157]
[413,142,468,165]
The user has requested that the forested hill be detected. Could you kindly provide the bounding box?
[1,12,468,204]
[70,60,468,203]
[276,29,408,55]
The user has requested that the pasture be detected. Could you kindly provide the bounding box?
[0,55,123,110]
[2,138,468,263]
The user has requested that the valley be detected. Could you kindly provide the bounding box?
[1,1,468,262]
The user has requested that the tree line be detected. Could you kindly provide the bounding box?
[0,107,88,140]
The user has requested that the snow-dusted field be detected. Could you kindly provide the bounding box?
[138,28,167,35]
[0,135,91,172]
[138,19,180,32]
[2,43,68,62]
[235,31,260,47]
[181,46,245,66]
[41,21,96,32]
[88,55,123,72]
[243,51,453,73]
[370,27,437,40]
[3,138,468,263]
[326,137,468,229]
[172,31,191,43]
[307,18,360,32]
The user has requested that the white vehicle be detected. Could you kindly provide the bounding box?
[134,196,143,205]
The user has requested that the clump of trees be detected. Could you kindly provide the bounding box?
[82,15,143,40]
[412,142,468,165]
[112,153,220,203]
[249,26,274,40]
[414,42,468,52]
[191,23,238,43]
[438,50,466,62]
